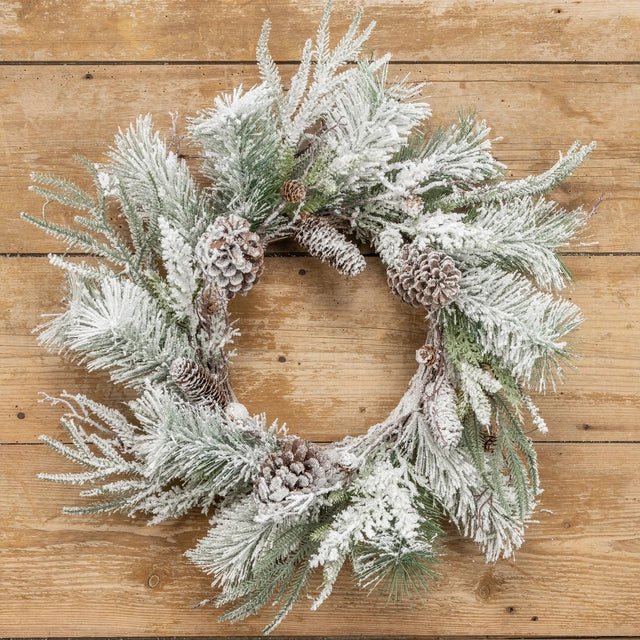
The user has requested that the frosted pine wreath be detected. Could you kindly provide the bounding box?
[24,3,595,634]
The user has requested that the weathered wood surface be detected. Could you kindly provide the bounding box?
[2,0,639,638]
[1,444,639,637]
[0,0,638,62]
[5,63,639,253]
[2,255,638,445]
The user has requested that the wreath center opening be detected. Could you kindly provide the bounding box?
[229,255,426,442]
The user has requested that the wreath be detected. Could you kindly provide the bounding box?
[23,3,594,634]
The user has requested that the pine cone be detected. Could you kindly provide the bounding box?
[281,179,306,203]
[402,194,424,217]
[255,437,329,504]
[170,357,228,408]
[196,214,264,299]
[482,431,498,453]
[416,344,438,367]
[387,243,461,311]
[295,215,366,277]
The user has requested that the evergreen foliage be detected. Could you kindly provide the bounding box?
[23,2,593,633]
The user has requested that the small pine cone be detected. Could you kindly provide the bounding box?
[255,437,329,504]
[416,344,438,367]
[281,179,306,203]
[196,214,264,299]
[387,243,461,311]
[402,195,424,217]
[295,215,366,277]
[170,357,227,408]
[482,431,498,453]
[199,283,222,316]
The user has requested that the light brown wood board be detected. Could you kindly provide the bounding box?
[4,64,639,253]
[1,0,639,639]
[1,444,639,636]
[1,255,638,445]
[0,0,638,62]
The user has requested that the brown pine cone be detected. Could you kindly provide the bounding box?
[402,194,424,217]
[281,179,306,203]
[170,357,228,408]
[416,344,438,367]
[196,214,264,299]
[255,437,329,504]
[387,243,461,311]
[295,214,366,277]
[482,432,498,453]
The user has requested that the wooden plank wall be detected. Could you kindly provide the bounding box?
[1,1,639,637]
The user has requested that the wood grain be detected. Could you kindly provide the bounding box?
[5,64,638,254]
[2,255,638,445]
[1,443,638,636]
[0,0,638,62]
[2,2,638,638]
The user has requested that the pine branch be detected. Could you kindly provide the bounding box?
[319,59,430,200]
[21,212,117,258]
[38,270,195,389]
[158,217,200,328]
[131,387,278,514]
[37,394,153,516]
[39,390,277,523]
[256,19,283,105]
[435,141,595,211]
[189,86,289,226]
[460,196,589,290]
[106,114,210,245]
[446,264,583,390]
[353,543,440,604]
[190,497,322,631]
[286,7,376,145]
[351,487,443,604]
[282,37,313,122]
[29,170,95,210]
[394,403,532,562]
[392,113,503,201]
[23,161,157,289]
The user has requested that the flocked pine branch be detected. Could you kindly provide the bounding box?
[103,114,211,245]
[131,388,280,516]
[38,393,162,517]
[22,160,142,278]
[391,113,504,199]
[434,141,595,211]
[189,496,324,633]
[463,196,588,290]
[447,264,583,390]
[309,456,441,610]
[189,85,290,228]
[39,390,280,524]
[345,113,501,238]
[399,197,586,292]
[283,2,377,145]
[38,266,196,388]
[157,216,201,330]
[318,59,430,200]
[397,410,535,561]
